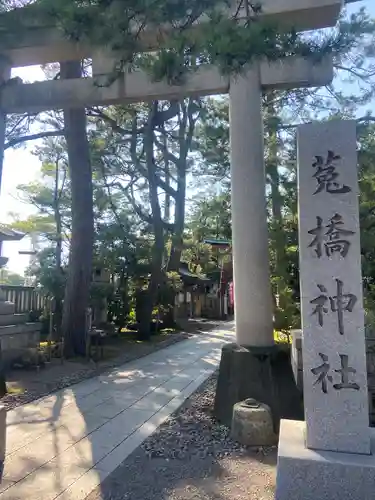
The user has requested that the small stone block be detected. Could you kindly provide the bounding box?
[276,419,375,500]
[231,399,277,446]
[291,330,302,350]
[0,303,15,315]
[0,314,27,327]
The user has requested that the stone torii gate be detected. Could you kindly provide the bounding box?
[0,0,347,419]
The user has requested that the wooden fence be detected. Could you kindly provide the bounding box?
[0,285,47,314]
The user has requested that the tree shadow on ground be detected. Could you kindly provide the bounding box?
[2,323,235,498]
[86,441,277,500]
[1,327,194,412]
[85,367,278,500]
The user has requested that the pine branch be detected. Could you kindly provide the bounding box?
[87,108,144,135]
[129,114,178,197]
[5,130,64,149]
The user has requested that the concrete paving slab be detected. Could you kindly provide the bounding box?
[4,427,77,482]
[0,322,235,500]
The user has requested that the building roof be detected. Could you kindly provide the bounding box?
[178,263,212,285]
[0,224,25,241]
[203,238,231,247]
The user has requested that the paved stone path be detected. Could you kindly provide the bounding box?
[1,322,235,500]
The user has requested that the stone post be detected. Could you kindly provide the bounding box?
[299,120,369,454]
[229,65,274,347]
[276,120,375,500]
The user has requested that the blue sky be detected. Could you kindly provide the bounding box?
[1,0,375,275]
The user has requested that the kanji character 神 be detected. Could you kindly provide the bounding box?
[310,279,357,335]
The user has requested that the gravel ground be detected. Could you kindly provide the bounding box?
[86,373,277,500]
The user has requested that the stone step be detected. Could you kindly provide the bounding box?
[0,323,41,337]
[0,302,15,315]
[0,314,28,326]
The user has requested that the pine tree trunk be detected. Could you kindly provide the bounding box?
[136,103,165,340]
[163,174,185,328]
[167,101,189,273]
[167,169,185,272]
[163,100,193,325]
[61,61,94,358]
[53,159,64,337]
[265,93,288,313]
[269,164,287,276]
[163,133,171,222]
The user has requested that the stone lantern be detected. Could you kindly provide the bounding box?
[92,267,111,326]
[0,225,25,292]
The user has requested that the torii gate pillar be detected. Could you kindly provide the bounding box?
[213,65,301,427]
[214,0,350,428]
[229,65,274,348]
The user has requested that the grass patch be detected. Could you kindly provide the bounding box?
[6,385,24,395]
[274,330,292,344]
[160,328,177,334]
[39,341,57,348]
[119,327,177,337]
[120,328,134,334]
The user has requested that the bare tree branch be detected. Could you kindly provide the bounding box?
[336,64,375,81]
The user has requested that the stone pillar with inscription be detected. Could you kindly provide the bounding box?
[276,120,375,500]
